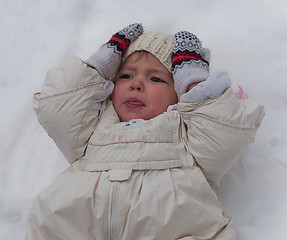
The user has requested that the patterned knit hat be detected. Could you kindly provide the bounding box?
[123,32,174,73]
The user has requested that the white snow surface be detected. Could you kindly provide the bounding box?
[1,0,287,239]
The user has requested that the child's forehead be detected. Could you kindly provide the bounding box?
[118,51,174,82]
[120,51,167,71]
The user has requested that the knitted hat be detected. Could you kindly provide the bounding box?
[123,32,174,73]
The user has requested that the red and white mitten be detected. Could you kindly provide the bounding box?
[172,31,230,103]
[172,31,211,98]
[86,23,144,79]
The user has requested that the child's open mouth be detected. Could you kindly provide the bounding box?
[125,98,145,108]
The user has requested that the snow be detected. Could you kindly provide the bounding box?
[1,0,286,239]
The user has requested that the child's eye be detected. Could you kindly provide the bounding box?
[119,74,132,79]
[151,77,166,83]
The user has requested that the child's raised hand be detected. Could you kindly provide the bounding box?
[172,31,211,98]
[172,31,230,103]
[86,23,144,79]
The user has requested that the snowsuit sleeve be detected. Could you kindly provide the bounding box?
[33,57,109,164]
[177,88,265,191]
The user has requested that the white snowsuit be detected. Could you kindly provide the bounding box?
[26,57,265,240]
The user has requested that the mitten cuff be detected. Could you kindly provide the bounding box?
[174,62,210,97]
[85,45,121,80]
[180,71,231,103]
[92,80,114,110]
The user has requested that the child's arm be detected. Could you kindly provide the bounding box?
[178,87,264,191]
[33,58,111,164]
[34,24,143,164]
[172,31,265,191]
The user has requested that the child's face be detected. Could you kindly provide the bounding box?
[112,51,178,122]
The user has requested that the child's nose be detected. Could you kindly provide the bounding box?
[129,76,144,92]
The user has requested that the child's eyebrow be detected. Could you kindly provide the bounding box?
[117,63,135,72]
[118,63,173,81]
[118,65,133,72]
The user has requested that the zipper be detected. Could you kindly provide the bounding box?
[110,181,118,240]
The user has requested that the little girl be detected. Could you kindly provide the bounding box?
[26,23,264,240]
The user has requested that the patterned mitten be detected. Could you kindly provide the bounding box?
[172,31,211,97]
[86,23,143,79]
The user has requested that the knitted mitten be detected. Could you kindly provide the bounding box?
[86,23,144,79]
[172,31,211,97]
